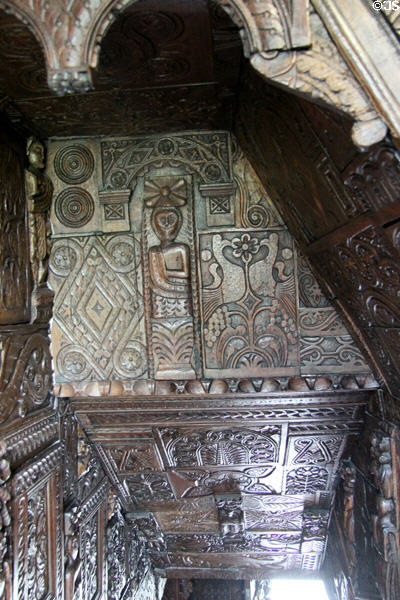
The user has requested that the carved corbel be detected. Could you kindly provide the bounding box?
[312,0,400,148]
[125,511,166,553]
[251,9,387,149]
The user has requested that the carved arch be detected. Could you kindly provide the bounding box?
[0,0,390,147]
[0,0,308,94]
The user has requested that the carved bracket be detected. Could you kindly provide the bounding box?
[251,9,387,149]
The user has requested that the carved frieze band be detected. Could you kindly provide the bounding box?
[4,412,59,467]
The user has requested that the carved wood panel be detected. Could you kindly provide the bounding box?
[237,66,400,398]
[199,228,298,377]
[0,136,30,324]
[11,444,63,600]
[72,387,370,578]
[0,328,52,427]
[326,415,400,600]
[79,489,106,600]
[49,234,147,383]
[49,131,371,390]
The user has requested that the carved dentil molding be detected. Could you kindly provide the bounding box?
[54,373,379,398]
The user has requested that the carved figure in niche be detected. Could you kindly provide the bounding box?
[149,206,192,319]
[146,179,195,379]
[25,137,53,321]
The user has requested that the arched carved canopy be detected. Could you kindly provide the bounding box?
[0,0,306,93]
[1,0,400,147]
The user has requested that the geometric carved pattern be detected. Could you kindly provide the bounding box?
[291,437,342,465]
[210,196,230,214]
[104,203,125,220]
[49,234,147,382]
[300,335,369,374]
[54,144,94,185]
[54,188,95,228]
[101,132,232,189]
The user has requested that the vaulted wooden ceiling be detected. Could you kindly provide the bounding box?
[1,0,400,596]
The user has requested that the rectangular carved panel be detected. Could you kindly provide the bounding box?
[79,479,108,600]
[49,234,147,382]
[0,141,31,324]
[198,229,298,377]
[11,444,63,600]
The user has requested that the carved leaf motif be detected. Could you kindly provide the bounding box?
[286,466,329,493]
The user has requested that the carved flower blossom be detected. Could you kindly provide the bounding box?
[231,233,260,263]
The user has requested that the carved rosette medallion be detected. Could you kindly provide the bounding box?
[55,188,95,228]
[54,144,95,184]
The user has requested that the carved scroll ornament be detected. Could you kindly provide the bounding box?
[0,331,52,425]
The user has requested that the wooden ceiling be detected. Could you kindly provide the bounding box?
[0,0,242,138]
[2,0,400,594]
